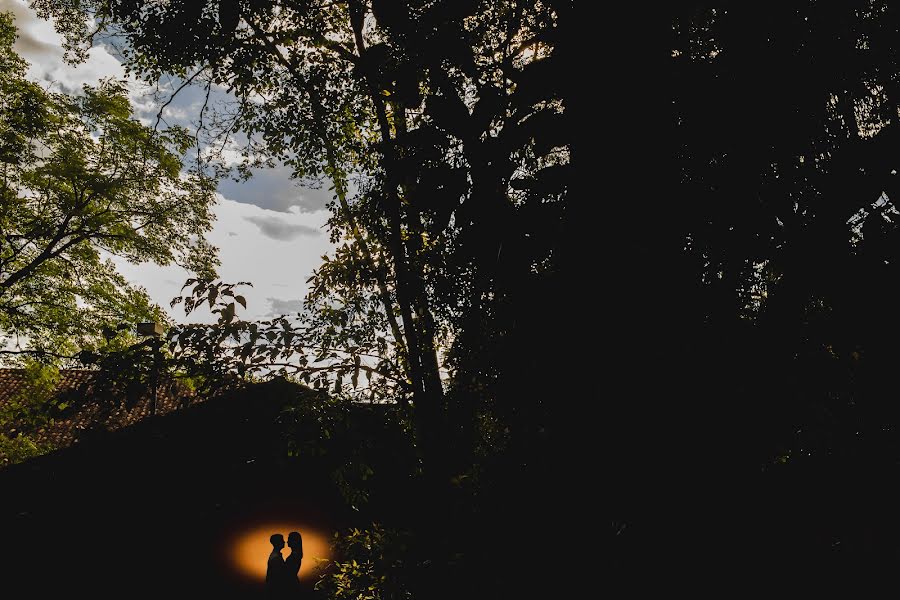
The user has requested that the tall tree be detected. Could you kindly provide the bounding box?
[33,0,568,477]
[671,3,900,581]
[0,12,218,359]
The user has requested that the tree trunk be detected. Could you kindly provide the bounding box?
[349,12,447,479]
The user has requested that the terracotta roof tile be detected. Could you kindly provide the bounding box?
[0,368,197,451]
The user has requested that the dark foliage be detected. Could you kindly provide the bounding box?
[667,3,900,584]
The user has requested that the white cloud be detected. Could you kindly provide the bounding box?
[218,163,336,213]
[110,196,333,323]
[1,0,127,92]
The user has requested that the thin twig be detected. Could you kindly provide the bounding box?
[154,69,206,131]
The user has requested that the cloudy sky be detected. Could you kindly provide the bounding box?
[1,0,335,323]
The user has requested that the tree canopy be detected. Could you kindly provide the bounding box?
[0,12,218,358]
[667,2,900,580]
[35,0,569,467]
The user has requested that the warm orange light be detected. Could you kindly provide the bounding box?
[230,522,331,581]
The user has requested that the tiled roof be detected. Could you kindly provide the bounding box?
[0,368,196,451]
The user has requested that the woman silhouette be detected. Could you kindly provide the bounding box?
[284,531,303,593]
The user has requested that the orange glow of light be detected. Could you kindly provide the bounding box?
[230,522,331,581]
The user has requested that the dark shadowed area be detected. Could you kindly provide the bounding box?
[0,380,355,598]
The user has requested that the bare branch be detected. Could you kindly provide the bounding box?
[154,68,207,131]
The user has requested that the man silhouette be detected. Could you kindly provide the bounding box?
[284,531,303,593]
[265,533,286,598]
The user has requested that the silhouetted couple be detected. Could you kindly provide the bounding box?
[266,531,303,597]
